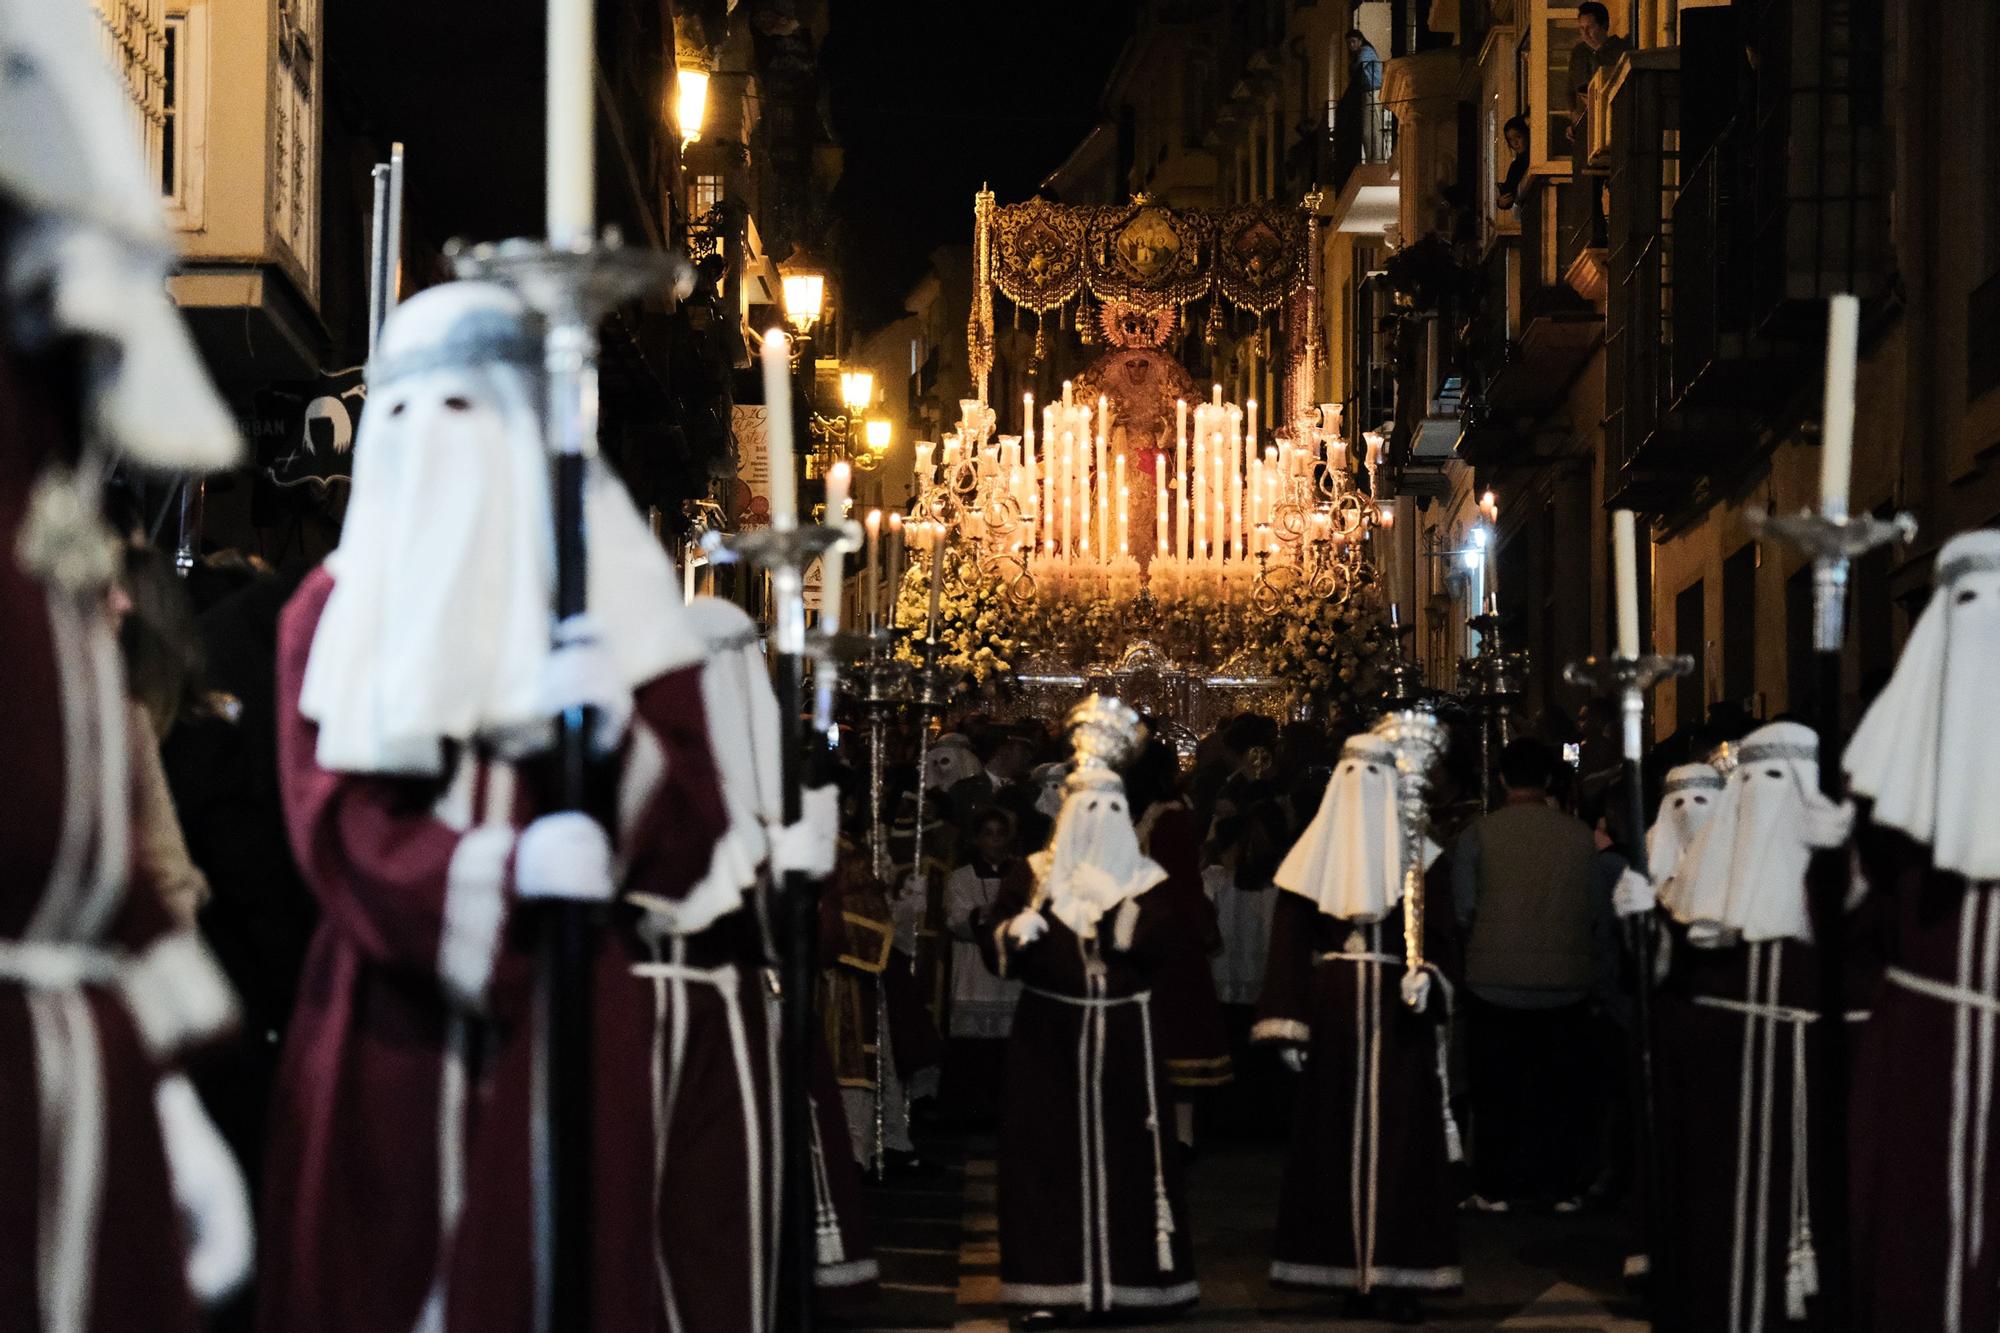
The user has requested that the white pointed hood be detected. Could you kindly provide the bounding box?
[1845,529,2000,880]
[299,281,697,777]
[1029,770,1167,940]
[0,0,239,470]
[1649,763,1726,914]
[1664,722,1852,943]
[1275,734,1437,922]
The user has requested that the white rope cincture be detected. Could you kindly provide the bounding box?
[1137,991,1175,1272]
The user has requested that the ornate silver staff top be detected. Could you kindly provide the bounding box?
[1065,694,1148,787]
[1373,705,1448,1005]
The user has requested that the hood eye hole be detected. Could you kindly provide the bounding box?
[1086,799,1100,812]
[1693,795,1709,805]
[387,400,408,417]
[1958,589,1978,604]
[1366,764,1379,774]
[443,395,473,412]
[1673,797,1685,809]
[1764,768,1783,779]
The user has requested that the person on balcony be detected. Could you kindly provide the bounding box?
[1496,115,1531,212]
[1567,2,1632,157]
[1345,31,1386,165]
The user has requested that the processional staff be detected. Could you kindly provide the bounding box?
[448,0,696,1324]
[1561,509,1694,1331]
[699,329,859,1325]
[1745,294,1915,1333]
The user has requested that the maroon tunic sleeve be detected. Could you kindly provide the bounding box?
[276,568,522,1012]
[612,665,728,912]
[1251,890,1317,1047]
[978,861,1040,979]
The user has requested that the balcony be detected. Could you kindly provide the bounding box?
[1307,96,1400,229]
[1666,0,1890,413]
[1471,174,1601,428]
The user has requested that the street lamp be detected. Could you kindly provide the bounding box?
[841,370,874,414]
[782,269,825,333]
[864,417,891,461]
[675,68,709,146]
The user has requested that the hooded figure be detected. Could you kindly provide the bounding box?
[650,598,874,1304]
[1651,721,1869,1333]
[980,697,1197,1322]
[1253,735,1462,1315]
[1666,721,1852,945]
[263,281,742,1333]
[1843,529,2000,1332]
[0,6,249,1332]
[1650,764,1727,895]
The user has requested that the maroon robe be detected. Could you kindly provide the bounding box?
[1654,901,1880,1333]
[0,342,236,1333]
[1252,875,1462,1294]
[1138,801,1233,1090]
[261,568,752,1333]
[980,884,1199,1314]
[1849,814,2000,1332]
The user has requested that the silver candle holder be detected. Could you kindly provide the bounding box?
[1747,506,1916,653]
[1373,704,1448,1004]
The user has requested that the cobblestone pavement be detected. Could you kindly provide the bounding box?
[844,1135,1649,1332]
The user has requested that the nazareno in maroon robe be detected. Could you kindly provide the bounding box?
[980,881,1199,1314]
[1138,800,1233,1090]
[1651,885,1882,1333]
[1251,868,1463,1294]
[0,340,238,1333]
[1849,810,2000,1332]
[261,567,784,1333]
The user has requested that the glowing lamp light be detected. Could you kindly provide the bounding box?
[840,371,875,412]
[864,418,891,453]
[1463,549,1484,571]
[675,68,709,145]
[781,271,825,331]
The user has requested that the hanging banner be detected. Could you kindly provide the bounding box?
[732,403,773,529]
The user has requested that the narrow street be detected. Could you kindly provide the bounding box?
[845,1137,1648,1332]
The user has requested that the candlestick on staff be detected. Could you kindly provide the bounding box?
[1563,509,1695,1333]
[1743,294,1913,1333]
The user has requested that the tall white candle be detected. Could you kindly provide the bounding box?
[1096,410,1110,555]
[761,330,796,529]
[1212,383,1223,409]
[1246,398,1258,456]
[1613,509,1641,660]
[924,524,947,642]
[1820,293,1860,519]
[863,509,882,628]
[1114,452,1126,556]
[825,459,850,520]
[1155,455,1169,557]
[1063,379,1074,408]
[885,513,905,628]
[546,0,596,245]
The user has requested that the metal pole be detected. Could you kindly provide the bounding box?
[366,165,389,355]
[1745,506,1914,1333]
[1563,650,1693,1332]
[384,143,406,323]
[451,234,694,1333]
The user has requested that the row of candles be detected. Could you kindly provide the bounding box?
[911,384,1359,565]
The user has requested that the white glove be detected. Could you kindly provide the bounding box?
[1401,965,1436,1013]
[1004,911,1048,948]
[1611,867,1657,917]
[516,811,615,902]
[538,614,631,757]
[156,1074,253,1305]
[771,785,838,877]
[1278,1046,1307,1074]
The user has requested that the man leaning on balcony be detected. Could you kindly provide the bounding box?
[1566,2,1631,156]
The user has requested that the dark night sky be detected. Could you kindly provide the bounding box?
[822,0,1139,332]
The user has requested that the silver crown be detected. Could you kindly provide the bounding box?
[1065,694,1147,789]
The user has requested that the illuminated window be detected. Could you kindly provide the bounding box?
[689,173,723,215]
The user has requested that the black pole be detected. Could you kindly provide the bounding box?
[1808,645,1850,1333]
[549,449,595,1331]
[773,646,818,1331]
[1618,758,1677,1333]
